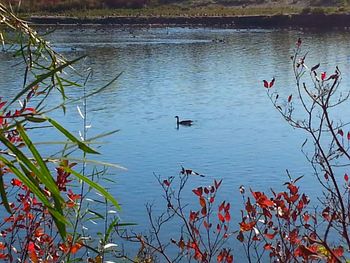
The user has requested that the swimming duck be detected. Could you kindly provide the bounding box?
[175,116,193,126]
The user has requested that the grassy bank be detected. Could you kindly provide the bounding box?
[16,4,350,19]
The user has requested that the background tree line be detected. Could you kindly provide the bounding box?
[6,0,350,12]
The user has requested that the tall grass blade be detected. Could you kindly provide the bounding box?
[7,56,85,108]
[16,124,65,229]
[47,117,99,154]
[0,174,12,213]
[66,167,121,210]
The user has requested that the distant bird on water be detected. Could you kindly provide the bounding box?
[175,116,193,127]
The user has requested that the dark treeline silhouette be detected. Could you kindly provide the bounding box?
[7,0,349,12]
[7,0,151,10]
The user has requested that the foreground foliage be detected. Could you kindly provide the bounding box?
[0,3,123,262]
[118,39,350,262]
[2,1,350,262]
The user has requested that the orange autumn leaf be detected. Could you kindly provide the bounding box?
[70,242,83,254]
[295,245,318,259]
[264,243,272,250]
[240,221,256,232]
[264,232,276,240]
[28,242,38,263]
[332,246,344,258]
[199,196,206,208]
[201,206,207,216]
[66,201,76,208]
[259,197,274,208]
[178,237,185,250]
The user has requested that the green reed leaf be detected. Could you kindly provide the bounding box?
[47,117,99,154]
[65,167,121,210]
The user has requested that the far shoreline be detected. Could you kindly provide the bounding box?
[29,13,350,29]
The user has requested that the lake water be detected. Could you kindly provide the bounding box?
[1,26,350,261]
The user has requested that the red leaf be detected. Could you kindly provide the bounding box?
[332,246,344,257]
[263,78,275,88]
[70,243,83,254]
[218,213,225,223]
[288,194,300,204]
[225,212,231,222]
[264,232,276,240]
[302,194,309,205]
[347,131,350,140]
[24,107,36,113]
[287,183,298,195]
[324,172,329,180]
[237,231,244,242]
[322,207,331,221]
[263,80,269,88]
[192,187,203,197]
[224,202,230,212]
[210,186,215,193]
[199,196,206,208]
[245,198,255,213]
[288,94,292,103]
[0,101,7,110]
[163,180,170,187]
[295,245,318,258]
[201,206,207,216]
[321,72,326,81]
[203,220,211,229]
[14,110,21,116]
[179,237,185,250]
[338,129,344,137]
[217,253,223,262]
[297,200,304,211]
[262,208,272,219]
[240,220,256,232]
[219,201,225,212]
[345,174,349,182]
[289,229,300,245]
[28,242,38,263]
[264,243,272,250]
[68,190,81,201]
[252,235,260,241]
[11,178,22,187]
[259,198,274,208]
[189,211,199,222]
